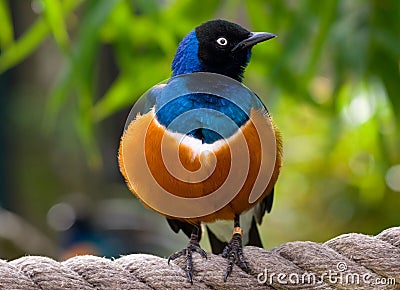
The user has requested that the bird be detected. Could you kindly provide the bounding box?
[119,19,282,283]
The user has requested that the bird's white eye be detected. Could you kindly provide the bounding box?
[216,37,228,46]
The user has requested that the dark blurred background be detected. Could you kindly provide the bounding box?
[0,0,399,260]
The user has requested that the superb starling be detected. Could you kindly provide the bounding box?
[119,19,282,283]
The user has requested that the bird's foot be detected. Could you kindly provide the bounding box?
[168,236,207,284]
[222,227,249,282]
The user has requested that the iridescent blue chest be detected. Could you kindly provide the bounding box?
[156,93,249,143]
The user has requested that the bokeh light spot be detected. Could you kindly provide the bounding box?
[385,165,400,192]
[47,203,76,231]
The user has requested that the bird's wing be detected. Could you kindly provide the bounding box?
[144,84,166,113]
[254,186,274,225]
[251,91,275,225]
[253,91,271,116]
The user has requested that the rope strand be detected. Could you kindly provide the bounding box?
[0,227,399,289]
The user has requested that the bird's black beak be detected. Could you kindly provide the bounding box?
[231,32,276,52]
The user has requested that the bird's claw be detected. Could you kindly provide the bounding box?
[222,233,249,282]
[167,241,207,284]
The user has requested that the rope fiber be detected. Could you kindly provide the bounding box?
[0,227,399,289]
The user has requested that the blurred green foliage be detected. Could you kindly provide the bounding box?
[0,0,399,256]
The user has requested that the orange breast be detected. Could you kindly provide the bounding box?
[119,108,282,223]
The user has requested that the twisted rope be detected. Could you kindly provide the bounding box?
[0,227,399,289]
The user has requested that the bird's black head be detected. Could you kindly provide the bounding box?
[172,19,276,81]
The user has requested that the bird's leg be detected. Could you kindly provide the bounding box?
[167,225,207,284]
[222,214,249,281]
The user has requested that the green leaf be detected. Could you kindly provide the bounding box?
[0,0,83,73]
[93,60,170,122]
[0,0,14,49]
[0,17,48,73]
[41,0,70,52]
[304,0,339,81]
[76,83,102,169]
[46,0,122,128]
[45,0,122,169]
